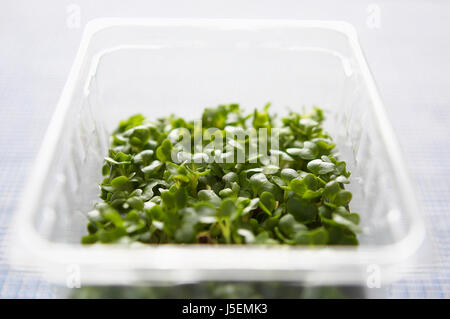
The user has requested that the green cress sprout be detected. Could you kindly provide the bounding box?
[82,104,360,245]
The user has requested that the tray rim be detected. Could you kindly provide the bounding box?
[9,18,426,285]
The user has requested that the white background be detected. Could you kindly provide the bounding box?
[0,0,449,298]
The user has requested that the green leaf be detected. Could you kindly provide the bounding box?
[110,176,129,190]
[286,196,318,223]
[81,234,97,244]
[294,227,328,245]
[118,114,146,132]
[198,189,221,206]
[278,214,307,237]
[134,150,154,165]
[222,172,238,184]
[249,173,277,195]
[218,198,236,217]
[97,228,127,243]
[280,168,299,181]
[323,180,340,202]
[334,190,352,206]
[335,175,350,184]
[141,160,163,176]
[325,222,358,245]
[307,159,335,175]
[302,189,323,200]
[218,188,234,198]
[259,191,276,214]
[126,196,144,211]
[194,204,217,224]
[242,198,260,215]
[286,142,318,160]
[141,179,167,201]
[174,187,187,209]
[290,179,306,196]
[156,139,173,163]
[315,139,336,152]
[175,224,196,243]
[332,213,362,234]
[303,174,319,190]
[103,209,124,228]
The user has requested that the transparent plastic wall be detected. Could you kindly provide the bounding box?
[14,20,423,285]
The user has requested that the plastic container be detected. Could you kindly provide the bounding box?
[10,19,425,287]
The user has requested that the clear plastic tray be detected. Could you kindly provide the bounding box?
[10,18,425,286]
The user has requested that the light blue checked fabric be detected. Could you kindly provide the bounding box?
[0,0,449,299]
